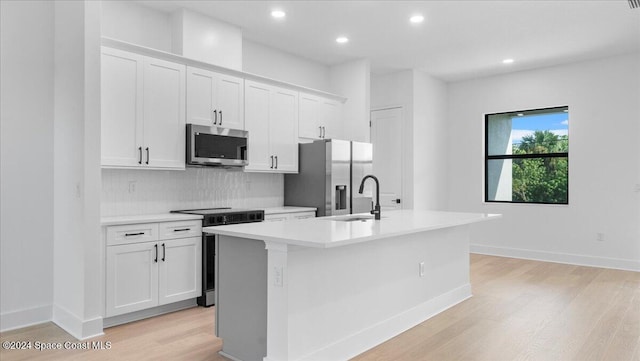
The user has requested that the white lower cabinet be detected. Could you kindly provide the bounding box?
[264,210,316,222]
[105,221,201,318]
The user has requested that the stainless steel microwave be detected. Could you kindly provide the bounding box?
[186,124,248,167]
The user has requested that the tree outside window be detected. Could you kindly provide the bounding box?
[485,106,569,204]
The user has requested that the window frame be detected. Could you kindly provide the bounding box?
[484,106,569,205]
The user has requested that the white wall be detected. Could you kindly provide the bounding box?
[101,169,284,216]
[52,0,103,339]
[447,53,640,271]
[243,40,330,92]
[0,0,56,331]
[101,0,172,52]
[413,71,448,211]
[329,59,371,142]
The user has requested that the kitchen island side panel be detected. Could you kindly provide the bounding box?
[284,225,470,360]
[216,235,268,361]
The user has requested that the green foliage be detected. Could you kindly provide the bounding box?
[512,131,568,203]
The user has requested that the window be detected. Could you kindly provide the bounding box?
[485,106,569,204]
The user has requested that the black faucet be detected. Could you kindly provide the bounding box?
[358,175,381,220]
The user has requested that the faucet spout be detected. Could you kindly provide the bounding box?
[358,175,381,220]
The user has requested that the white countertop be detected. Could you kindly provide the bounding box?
[101,213,203,226]
[205,210,501,248]
[263,206,317,215]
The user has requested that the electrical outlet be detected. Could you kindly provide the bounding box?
[419,262,425,277]
[128,181,137,193]
[597,233,605,242]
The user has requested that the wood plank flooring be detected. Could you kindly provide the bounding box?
[1,254,638,361]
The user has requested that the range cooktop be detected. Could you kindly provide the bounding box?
[171,207,265,226]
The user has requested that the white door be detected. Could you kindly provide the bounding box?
[216,74,244,130]
[158,237,202,305]
[298,93,321,139]
[186,66,216,127]
[269,87,299,173]
[105,242,159,317]
[143,57,186,169]
[370,107,403,210]
[244,81,272,171]
[101,47,144,167]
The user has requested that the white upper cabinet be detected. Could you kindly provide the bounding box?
[298,92,343,140]
[143,57,186,169]
[101,47,144,167]
[244,80,299,173]
[186,66,244,130]
[101,47,186,170]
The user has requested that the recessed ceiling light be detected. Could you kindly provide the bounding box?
[410,15,424,24]
[271,10,286,18]
[336,36,349,44]
[502,58,515,64]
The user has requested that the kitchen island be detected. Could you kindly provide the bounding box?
[205,210,500,361]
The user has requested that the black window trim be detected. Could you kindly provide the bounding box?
[484,106,569,205]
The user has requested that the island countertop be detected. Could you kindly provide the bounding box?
[204,209,500,248]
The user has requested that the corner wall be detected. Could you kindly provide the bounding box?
[0,0,55,331]
[447,53,640,271]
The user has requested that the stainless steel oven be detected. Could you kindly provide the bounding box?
[171,208,264,306]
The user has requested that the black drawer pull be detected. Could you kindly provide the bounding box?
[173,228,191,232]
[125,232,145,237]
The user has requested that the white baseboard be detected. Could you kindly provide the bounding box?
[471,244,640,272]
[0,305,52,332]
[299,284,472,361]
[52,305,104,340]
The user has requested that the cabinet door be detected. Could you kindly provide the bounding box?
[321,99,342,140]
[106,242,159,317]
[158,237,202,305]
[186,66,215,127]
[143,57,186,169]
[101,47,144,167]
[298,93,321,139]
[244,81,272,171]
[269,87,299,173]
[216,74,244,130]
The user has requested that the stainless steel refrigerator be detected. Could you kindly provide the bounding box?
[284,139,373,216]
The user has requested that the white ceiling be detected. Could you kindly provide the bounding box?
[138,0,640,81]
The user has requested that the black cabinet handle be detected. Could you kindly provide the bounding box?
[125,232,144,237]
[145,147,149,164]
[319,126,323,138]
[275,155,278,169]
[162,243,165,262]
[154,244,158,263]
[219,110,222,126]
[213,110,218,125]
[138,147,142,164]
[323,127,326,138]
[270,155,274,169]
[173,228,190,232]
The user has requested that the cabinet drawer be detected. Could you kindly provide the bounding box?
[107,223,158,246]
[291,211,316,220]
[264,214,289,222]
[158,220,202,240]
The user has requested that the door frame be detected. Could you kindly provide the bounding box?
[370,105,405,210]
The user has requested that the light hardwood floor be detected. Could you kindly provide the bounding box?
[2,254,639,361]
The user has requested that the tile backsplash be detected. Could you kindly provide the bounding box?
[101,168,284,216]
